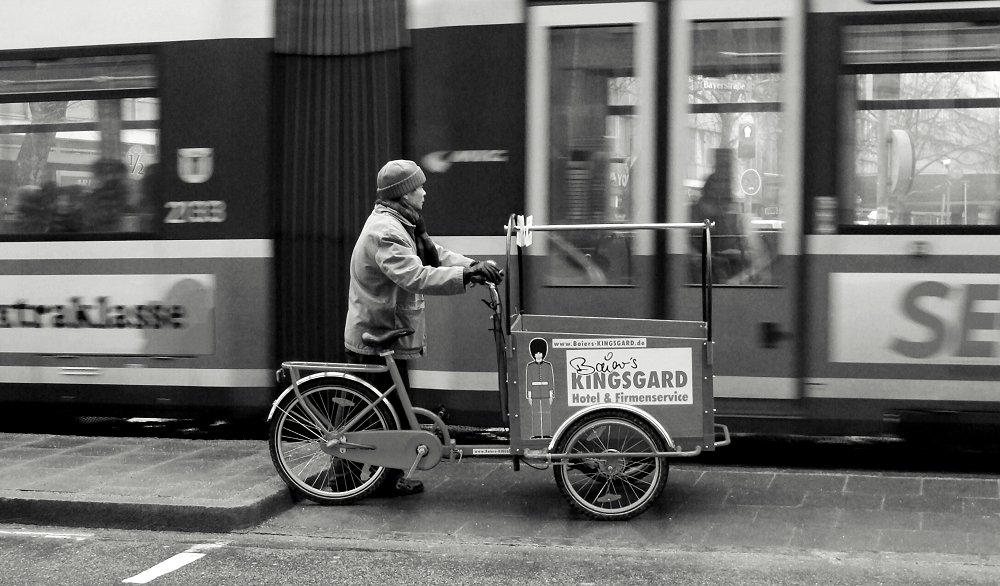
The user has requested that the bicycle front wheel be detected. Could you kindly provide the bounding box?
[553,411,668,521]
[268,377,395,505]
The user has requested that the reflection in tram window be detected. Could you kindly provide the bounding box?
[686,20,783,285]
[547,26,638,286]
[844,21,1000,227]
[0,55,159,235]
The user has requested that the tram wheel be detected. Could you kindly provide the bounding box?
[553,411,668,521]
[268,378,395,505]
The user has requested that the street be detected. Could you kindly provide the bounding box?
[3,419,1000,584]
[2,523,999,586]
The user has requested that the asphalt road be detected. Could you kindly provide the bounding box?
[2,524,999,586]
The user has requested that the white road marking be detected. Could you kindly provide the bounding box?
[122,542,227,584]
[0,529,93,541]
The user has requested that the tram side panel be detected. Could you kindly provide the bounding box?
[158,39,272,241]
[160,37,274,418]
[405,13,526,425]
[0,38,275,419]
[805,238,1000,435]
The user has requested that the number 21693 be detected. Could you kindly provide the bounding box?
[163,200,227,223]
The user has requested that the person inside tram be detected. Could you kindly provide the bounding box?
[690,148,749,282]
[2,184,53,234]
[690,148,773,285]
[50,182,87,233]
[344,159,503,496]
[86,158,129,232]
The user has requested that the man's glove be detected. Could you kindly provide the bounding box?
[464,260,503,285]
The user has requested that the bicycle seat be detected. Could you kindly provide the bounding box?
[361,328,414,348]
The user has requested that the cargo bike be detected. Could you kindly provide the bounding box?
[267,217,730,520]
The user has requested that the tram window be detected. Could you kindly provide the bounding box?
[0,55,159,236]
[547,26,639,286]
[843,21,1000,227]
[686,20,783,286]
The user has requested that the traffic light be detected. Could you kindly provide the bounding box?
[738,123,755,159]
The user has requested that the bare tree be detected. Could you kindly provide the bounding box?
[14,101,68,187]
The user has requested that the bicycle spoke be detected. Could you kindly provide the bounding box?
[279,404,328,440]
[280,440,322,463]
[277,421,323,446]
[620,433,647,454]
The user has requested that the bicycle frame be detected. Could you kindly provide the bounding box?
[273,283,517,466]
[278,283,504,434]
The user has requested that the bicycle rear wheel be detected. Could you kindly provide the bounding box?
[268,377,395,505]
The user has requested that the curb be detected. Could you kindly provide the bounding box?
[0,487,295,533]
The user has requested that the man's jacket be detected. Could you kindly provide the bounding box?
[344,204,472,359]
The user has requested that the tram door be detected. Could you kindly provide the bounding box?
[523,2,659,317]
[666,0,806,430]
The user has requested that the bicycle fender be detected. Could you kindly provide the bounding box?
[266,371,399,428]
[545,403,675,453]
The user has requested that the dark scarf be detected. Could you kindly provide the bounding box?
[377,198,441,268]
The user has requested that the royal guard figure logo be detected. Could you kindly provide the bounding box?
[525,337,554,438]
[177,148,214,184]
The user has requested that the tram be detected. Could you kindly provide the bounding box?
[1,0,998,440]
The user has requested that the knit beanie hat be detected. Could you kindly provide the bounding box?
[376,159,426,201]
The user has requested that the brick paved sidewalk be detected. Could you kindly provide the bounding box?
[266,459,1000,558]
[0,433,291,532]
